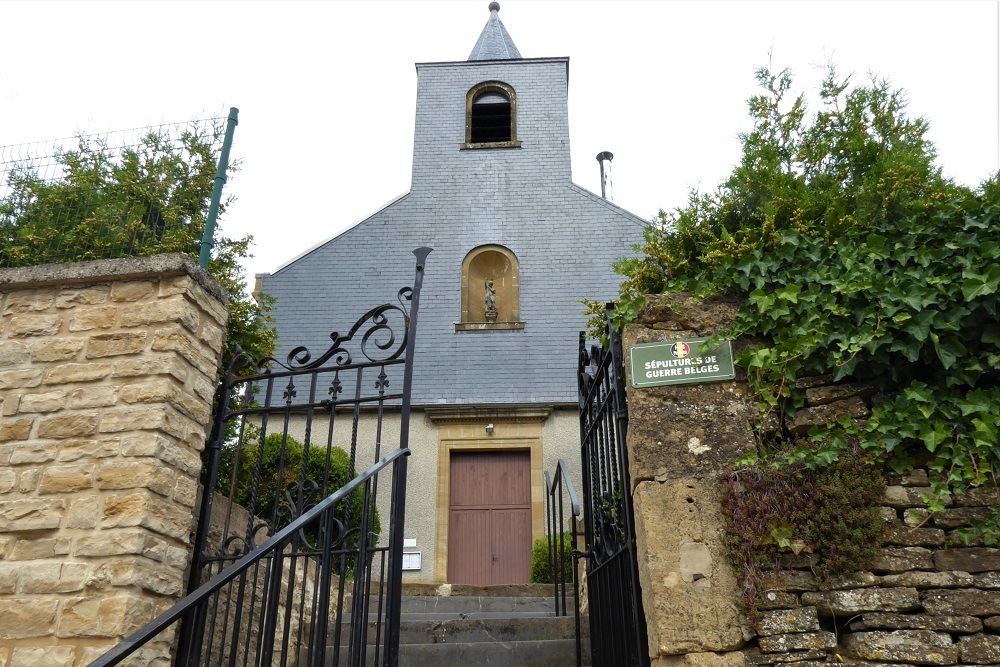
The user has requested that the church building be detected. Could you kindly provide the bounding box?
[257,2,647,585]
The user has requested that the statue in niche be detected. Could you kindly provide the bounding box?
[484,279,498,322]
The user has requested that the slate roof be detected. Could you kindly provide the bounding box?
[260,23,648,409]
[259,183,646,407]
[468,2,522,60]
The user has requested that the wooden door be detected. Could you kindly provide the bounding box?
[448,451,531,585]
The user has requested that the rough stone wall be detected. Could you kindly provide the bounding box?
[746,375,1000,667]
[0,255,227,667]
[627,293,1000,667]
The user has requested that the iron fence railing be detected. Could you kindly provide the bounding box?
[88,448,411,667]
[90,247,431,667]
[578,305,650,667]
[0,115,234,268]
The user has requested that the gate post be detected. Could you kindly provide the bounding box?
[0,254,228,666]
[622,293,755,666]
[385,246,431,666]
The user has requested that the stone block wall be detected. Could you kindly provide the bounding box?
[745,375,1000,667]
[0,254,227,666]
[625,293,1000,667]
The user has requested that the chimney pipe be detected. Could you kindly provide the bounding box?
[596,151,614,201]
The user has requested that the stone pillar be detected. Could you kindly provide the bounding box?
[0,254,228,667]
[623,294,755,666]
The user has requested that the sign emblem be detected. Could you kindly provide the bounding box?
[670,342,691,359]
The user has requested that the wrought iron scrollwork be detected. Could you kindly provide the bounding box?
[262,286,414,372]
[592,491,628,564]
[218,522,270,558]
[578,343,604,409]
[375,367,390,393]
[275,479,320,529]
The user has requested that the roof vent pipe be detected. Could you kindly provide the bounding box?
[596,151,614,201]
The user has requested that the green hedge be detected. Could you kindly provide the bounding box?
[529,534,574,584]
[217,432,379,545]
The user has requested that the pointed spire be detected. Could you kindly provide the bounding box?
[468,2,522,61]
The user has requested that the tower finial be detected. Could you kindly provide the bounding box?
[469,0,521,60]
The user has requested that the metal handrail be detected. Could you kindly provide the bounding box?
[544,458,584,667]
[543,460,581,614]
[544,459,581,518]
[90,447,411,667]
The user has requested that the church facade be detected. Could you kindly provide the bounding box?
[257,3,647,585]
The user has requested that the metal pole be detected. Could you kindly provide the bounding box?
[174,351,239,667]
[596,151,613,200]
[385,246,432,666]
[199,107,239,268]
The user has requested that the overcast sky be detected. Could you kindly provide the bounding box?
[1,1,997,285]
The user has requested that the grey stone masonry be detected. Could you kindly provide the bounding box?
[625,303,1000,667]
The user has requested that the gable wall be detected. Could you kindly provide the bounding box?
[262,61,646,406]
[258,52,647,581]
[261,184,644,406]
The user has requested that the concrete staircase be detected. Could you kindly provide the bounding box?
[332,583,588,667]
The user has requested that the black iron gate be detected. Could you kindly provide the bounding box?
[91,247,431,667]
[578,304,649,667]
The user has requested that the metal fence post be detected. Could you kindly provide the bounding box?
[199,107,239,268]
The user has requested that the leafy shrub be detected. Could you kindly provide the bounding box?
[721,444,885,612]
[529,534,574,584]
[954,506,1000,547]
[0,124,275,379]
[216,432,379,546]
[607,63,999,540]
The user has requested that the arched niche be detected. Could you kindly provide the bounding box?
[457,244,524,331]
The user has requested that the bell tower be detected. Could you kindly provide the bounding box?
[410,2,572,195]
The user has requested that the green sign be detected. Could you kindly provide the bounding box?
[629,338,736,388]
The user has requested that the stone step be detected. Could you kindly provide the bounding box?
[399,583,557,597]
[350,593,569,615]
[325,639,585,667]
[356,610,559,623]
[328,586,588,667]
[335,615,581,644]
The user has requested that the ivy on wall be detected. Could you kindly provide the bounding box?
[607,65,999,531]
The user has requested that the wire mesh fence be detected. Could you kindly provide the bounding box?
[0,118,229,268]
